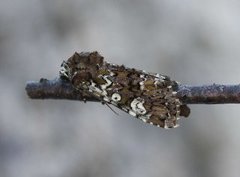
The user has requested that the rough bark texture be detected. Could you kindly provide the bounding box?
[26,78,98,102]
[177,84,240,104]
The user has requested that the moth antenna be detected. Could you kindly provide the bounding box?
[106,103,119,115]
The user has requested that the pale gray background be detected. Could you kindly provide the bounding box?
[0,0,240,177]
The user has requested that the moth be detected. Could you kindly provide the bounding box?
[59,51,190,128]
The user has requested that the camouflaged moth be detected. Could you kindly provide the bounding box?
[59,51,190,128]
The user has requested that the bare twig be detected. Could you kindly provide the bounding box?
[26,78,98,102]
[177,84,240,104]
[26,78,240,104]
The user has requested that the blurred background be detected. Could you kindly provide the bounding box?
[1,0,240,177]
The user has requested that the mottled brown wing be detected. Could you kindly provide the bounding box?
[60,51,190,129]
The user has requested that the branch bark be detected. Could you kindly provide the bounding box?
[25,78,98,102]
[26,78,240,104]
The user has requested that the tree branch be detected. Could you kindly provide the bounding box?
[26,78,240,104]
[177,84,240,104]
[25,78,98,102]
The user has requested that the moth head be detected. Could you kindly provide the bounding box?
[60,51,104,89]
